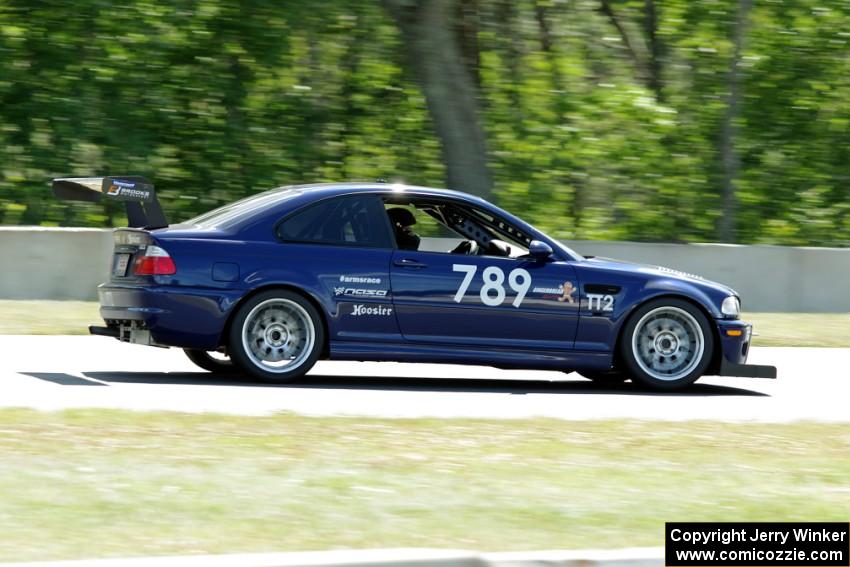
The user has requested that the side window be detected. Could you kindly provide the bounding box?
[278,196,392,248]
[384,199,530,257]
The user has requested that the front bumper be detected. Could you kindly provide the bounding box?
[718,357,777,378]
[712,319,777,379]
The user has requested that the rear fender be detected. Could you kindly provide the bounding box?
[219,282,330,357]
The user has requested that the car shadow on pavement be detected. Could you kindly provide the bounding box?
[20,372,109,386]
[76,371,769,397]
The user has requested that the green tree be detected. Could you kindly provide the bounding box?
[0,0,847,247]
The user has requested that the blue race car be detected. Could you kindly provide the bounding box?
[53,177,775,390]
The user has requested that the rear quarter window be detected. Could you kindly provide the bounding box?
[277,195,392,248]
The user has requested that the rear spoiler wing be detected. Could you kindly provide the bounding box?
[52,176,168,229]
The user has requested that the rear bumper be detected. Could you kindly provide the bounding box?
[96,283,243,350]
[712,319,777,379]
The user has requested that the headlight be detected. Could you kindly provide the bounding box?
[721,296,741,317]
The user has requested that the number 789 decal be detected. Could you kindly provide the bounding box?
[452,264,531,308]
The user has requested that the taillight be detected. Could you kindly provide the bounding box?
[133,245,176,275]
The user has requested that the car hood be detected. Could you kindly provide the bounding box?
[581,256,738,297]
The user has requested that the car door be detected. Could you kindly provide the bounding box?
[276,194,400,343]
[390,246,580,351]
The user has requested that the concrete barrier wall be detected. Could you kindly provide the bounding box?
[564,240,850,313]
[0,228,113,301]
[0,228,847,312]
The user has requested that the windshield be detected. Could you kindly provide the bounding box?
[486,202,585,261]
[548,238,585,261]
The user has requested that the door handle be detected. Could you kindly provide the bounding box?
[393,258,428,269]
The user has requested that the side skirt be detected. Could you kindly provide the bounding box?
[329,341,613,371]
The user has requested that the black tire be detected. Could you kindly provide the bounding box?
[619,298,714,391]
[578,370,630,384]
[228,289,324,383]
[183,349,239,374]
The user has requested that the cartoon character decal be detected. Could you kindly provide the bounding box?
[558,281,576,304]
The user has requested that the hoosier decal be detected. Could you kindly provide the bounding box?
[351,304,393,317]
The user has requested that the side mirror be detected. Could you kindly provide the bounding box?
[528,240,553,260]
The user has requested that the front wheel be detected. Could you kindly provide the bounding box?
[620,298,714,390]
[228,290,324,383]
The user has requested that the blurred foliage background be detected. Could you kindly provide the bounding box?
[0,0,848,245]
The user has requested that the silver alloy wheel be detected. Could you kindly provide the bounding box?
[631,306,705,381]
[241,298,315,373]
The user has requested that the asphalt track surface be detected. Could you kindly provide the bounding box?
[0,335,847,422]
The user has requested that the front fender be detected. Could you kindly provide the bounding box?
[642,278,723,318]
[574,276,724,354]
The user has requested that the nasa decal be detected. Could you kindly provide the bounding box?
[334,287,388,298]
[334,274,389,298]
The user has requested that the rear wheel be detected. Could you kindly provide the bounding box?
[183,349,239,374]
[228,290,324,383]
[620,298,714,390]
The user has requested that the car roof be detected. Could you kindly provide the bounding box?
[267,182,489,204]
[181,181,492,234]
[174,181,584,262]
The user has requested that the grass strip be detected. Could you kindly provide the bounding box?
[0,300,100,335]
[0,409,847,561]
